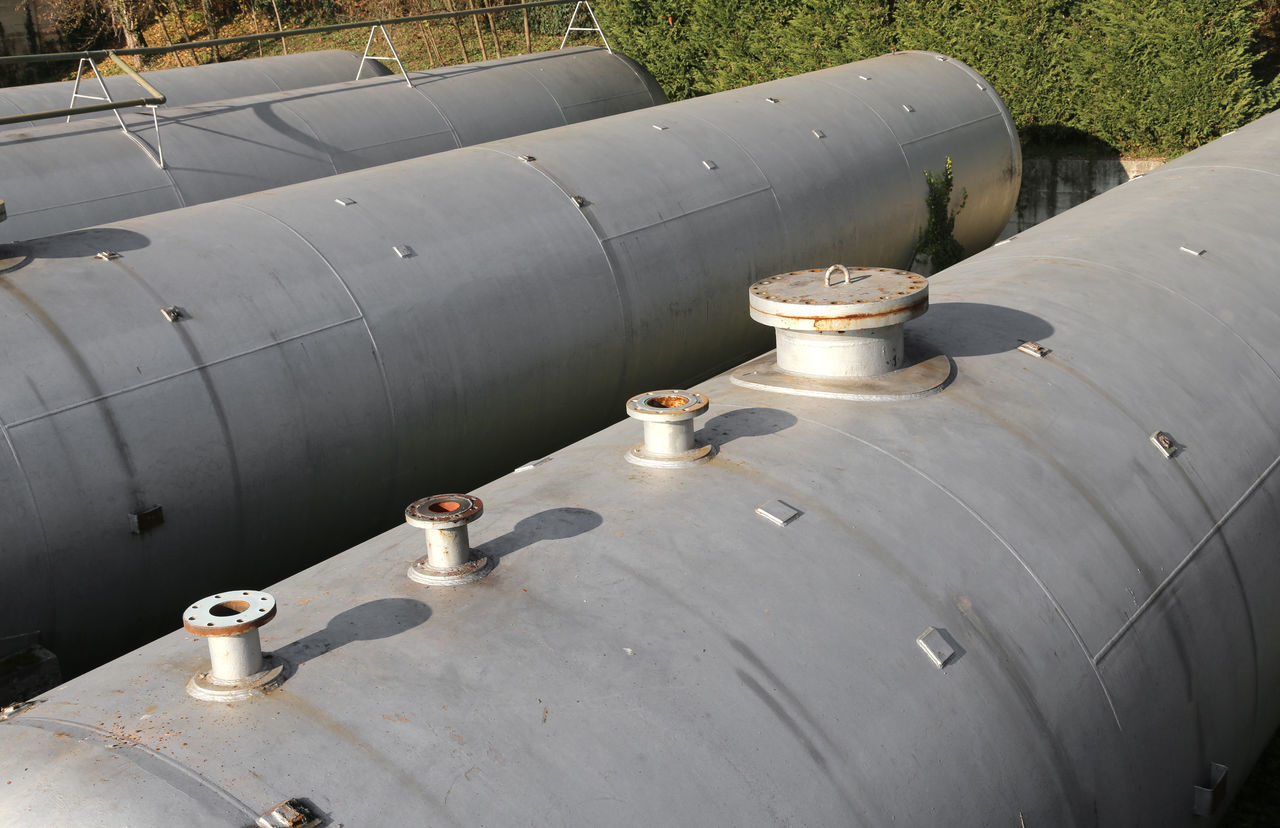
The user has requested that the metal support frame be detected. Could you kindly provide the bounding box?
[0,1,578,66]
[559,1,611,53]
[358,24,410,86]
[65,53,166,169]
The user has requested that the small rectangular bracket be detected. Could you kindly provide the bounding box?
[129,505,164,535]
[703,160,718,171]
[334,197,355,207]
[916,626,955,669]
[812,129,825,139]
[1179,245,1206,257]
[1150,430,1179,459]
[160,305,187,323]
[393,245,415,259]
[755,500,800,527]
[902,104,915,113]
[1017,341,1049,358]
[1192,763,1228,816]
[257,798,321,828]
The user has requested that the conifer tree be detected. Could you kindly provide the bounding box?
[1069,0,1279,155]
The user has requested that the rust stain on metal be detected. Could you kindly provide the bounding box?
[754,298,929,330]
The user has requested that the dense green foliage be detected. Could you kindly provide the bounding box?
[1071,0,1274,152]
[593,0,1280,156]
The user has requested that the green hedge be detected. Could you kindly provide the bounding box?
[592,0,1279,156]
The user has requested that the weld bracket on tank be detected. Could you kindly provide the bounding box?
[916,627,955,669]
[1150,430,1181,459]
[1192,763,1229,816]
[755,500,800,527]
[0,699,41,720]
[256,797,322,828]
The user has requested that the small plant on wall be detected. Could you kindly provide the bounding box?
[914,156,967,275]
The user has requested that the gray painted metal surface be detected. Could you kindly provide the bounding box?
[0,50,389,128]
[0,106,1273,827]
[0,47,666,241]
[0,50,1019,676]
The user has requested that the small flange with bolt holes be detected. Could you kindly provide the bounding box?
[625,390,714,468]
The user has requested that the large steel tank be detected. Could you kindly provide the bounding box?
[0,106,1273,826]
[0,50,390,127]
[0,47,667,240]
[0,50,1020,676]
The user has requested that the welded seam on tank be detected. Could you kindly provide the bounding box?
[812,77,912,173]
[680,111,785,234]
[275,101,341,176]
[3,316,364,428]
[1154,163,1280,180]
[513,62,575,125]
[597,187,775,241]
[897,112,1003,147]
[1093,452,1280,665]
[0,418,55,629]
[770,406,1123,729]
[402,80,462,147]
[927,52,1021,151]
[606,52,666,107]
[4,715,260,820]
[233,202,399,436]
[468,145,631,375]
[951,251,1280,669]
[113,117,179,187]
[968,253,1280,388]
[8,184,177,218]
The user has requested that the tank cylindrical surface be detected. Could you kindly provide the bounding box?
[0,50,1020,676]
[0,47,666,241]
[0,51,390,128]
[4,96,1276,828]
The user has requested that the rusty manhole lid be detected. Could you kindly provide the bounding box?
[749,265,928,331]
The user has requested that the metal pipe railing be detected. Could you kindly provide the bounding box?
[0,0,577,65]
[0,52,165,126]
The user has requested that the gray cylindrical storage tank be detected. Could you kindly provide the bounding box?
[0,108,1275,827]
[0,47,667,240]
[0,50,1019,676]
[0,50,390,127]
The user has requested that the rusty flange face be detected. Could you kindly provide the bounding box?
[624,390,709,423]
[405,494,484,528]
[183,591,277,637]
[749,266,928,331]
